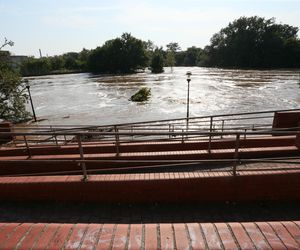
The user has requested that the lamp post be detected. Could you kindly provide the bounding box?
[186,71,192,131]
[24,79,37,122]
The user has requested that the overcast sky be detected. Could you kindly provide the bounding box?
[1,0,300,57]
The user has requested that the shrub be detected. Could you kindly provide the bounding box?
[130,87,151,102]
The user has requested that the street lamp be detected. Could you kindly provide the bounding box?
[24,79,37,122]
[186,71,192,131]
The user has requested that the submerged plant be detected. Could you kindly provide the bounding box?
[130,87,151,102]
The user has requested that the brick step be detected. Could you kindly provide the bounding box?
[0,146,298,176]
[1,221,300,249]
[0,135,296,157]
[1,170,300,202]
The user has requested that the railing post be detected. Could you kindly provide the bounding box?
[64,135,67,145]
[114,125,120,157]
[208,116,213,154]
[208,134,212,154]
[50,126,58,146]
[23,135,31,158]
[221,120,224,139]
[244,129,247,140]
[54,130,58,146]
[233,134,240,176]
[77,134,88,181]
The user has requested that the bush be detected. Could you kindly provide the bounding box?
[150,49,164,73]
[88,33,148,74]
[130,87,151,102]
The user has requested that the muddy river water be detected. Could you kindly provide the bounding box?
[24,67,300,126]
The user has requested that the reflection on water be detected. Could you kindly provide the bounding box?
[24,67,300,125]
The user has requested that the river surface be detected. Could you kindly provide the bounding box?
[24,67,300,126]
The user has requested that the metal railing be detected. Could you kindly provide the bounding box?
[6,108,300,148]
[1,108,300,180]
[1,130,300,179]
[11,108,300,135]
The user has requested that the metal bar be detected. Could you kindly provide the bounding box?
[114,125,120,157]
[64,135,67,144]
[9,108,300,133]
[1,157,299,164]
[23,135,31,158]
[77,135,88,181]
[2,130,300,137]
[208,117,213,154]
[233,134,240,176]
[221,120,224,139]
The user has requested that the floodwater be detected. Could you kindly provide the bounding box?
[24,67,300,126]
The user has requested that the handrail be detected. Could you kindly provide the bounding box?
[10,108,300,131]
[1,130,300,136]
[1,108,300,181]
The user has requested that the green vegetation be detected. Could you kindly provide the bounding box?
[0,38,30,122]
[88,33,148,74]
[150,48,164,73]
[21,49,90,76]
[204,16,300,68]
[175,46,204,66]
[16,17,300,77]
[130,87,151,102]
[166,43,180,68]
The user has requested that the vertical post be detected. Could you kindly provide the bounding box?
[221,120,224,139]
[23,135,31,158]
[186,79,190,132]
[53,129,58,146]
[114,125,120,157]
[169,124,171,139]
[244,129,247,140]
[77,135,88,181]
[186,71,192,132]
[233,134,240,176]
[181,129,184,143]
[25,80,37,122]
[208,117,213,154]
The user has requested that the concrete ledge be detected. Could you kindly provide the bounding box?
[1,171,300,202]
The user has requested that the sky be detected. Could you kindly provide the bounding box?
[1,0,300,57]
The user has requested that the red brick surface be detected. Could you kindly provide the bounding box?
[1,169,300,203]
[0,221,299,249]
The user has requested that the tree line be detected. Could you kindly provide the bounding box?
[19,16,300,76]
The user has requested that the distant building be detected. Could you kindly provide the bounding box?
[0,50,28,70]
[10,55,28,69]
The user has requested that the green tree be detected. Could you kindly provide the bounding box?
[166,42,181,52]
[150,48,164,73]
[205,16,300,68]
[21,57,51,76]
[62,52,80,70]
[49,55,65,71]
[0,38,30,122]
[88,33,148,74]
[166,42,181,68]
[183,46,203,66]
[166,52,176,68]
